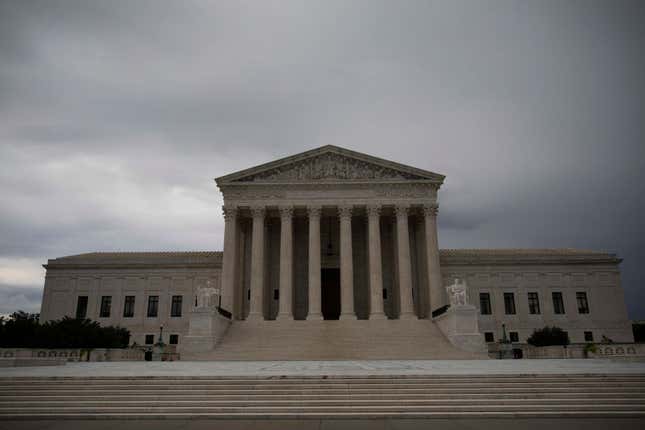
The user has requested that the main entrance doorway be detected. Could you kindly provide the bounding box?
[321,268,340,320]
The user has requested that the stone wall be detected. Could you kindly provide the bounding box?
[442,256,633,344]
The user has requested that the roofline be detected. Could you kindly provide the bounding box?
[214,145,445,185]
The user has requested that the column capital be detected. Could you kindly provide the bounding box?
[394,204,410,217]
[250,206,266,219]
[279,205,294,219]
[337,205,353,219]
[222,205,238,220]
[307,205,322,218]
[366,204,382,217]
[422,203,439,217]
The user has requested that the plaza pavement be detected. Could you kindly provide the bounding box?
[1,358,645,378]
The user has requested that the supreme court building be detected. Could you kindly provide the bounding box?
[39,146,634,359]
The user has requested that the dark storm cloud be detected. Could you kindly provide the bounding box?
[1,0,644,318]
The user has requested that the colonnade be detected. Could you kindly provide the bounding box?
[220,204,442,321]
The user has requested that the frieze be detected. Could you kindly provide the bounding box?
[221,183,436,201]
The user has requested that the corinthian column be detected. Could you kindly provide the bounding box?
[338,205,356,320]
[367,205,386,319]
[220,206,238,317]
[277,206,294,320]
[395,205,415,319]
[307,205,323,320]
[423,203,444,315]
[247,206,265,321]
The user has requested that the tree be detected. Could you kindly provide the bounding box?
[526,326,570,347]
[0,311,130,348]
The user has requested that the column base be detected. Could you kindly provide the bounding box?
[306,313,323,321]
[246,313,265,322]
[369,312,387,320]
[339,313,357,321]
[275,313,293,321]
[398,312,417,320]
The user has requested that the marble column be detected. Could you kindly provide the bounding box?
[277,206,294,320]
[395,205,416,319]
[220,206,238,317]
[307,206,323,320]
[424,203,444,316]
[338,205,356,320]
[367,205,386,319]
[247,206,265,321]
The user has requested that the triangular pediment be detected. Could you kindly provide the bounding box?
[216,145,444,184]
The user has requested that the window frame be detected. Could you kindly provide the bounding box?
[479,292,492,315]
[576,292,590,314]
[99,296,112,318]
[123,295,135,318]
[503,292,516,315]
[584,331,594,342]
[171,295,183,318]
[147,295,159,318]
[527,292,541,315]
[145,334,154,345]
[552,291,565,314]
[509,331,519,343]
[75,296,88,319]
[484,332,495,343]
[169,334,179,345]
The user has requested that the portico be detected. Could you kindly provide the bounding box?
[216,145,446,322]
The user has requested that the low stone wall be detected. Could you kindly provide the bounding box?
[0,348,144,362]
[488,342,645,359]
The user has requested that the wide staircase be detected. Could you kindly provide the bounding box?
[1,374,645,419]
[185,319,483,360]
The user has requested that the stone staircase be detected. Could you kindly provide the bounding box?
[1,374,645,419]
[185,318,484,360]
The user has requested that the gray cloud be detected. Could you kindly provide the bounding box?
[1,0,644,318]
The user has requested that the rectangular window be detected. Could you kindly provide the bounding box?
[75,296,88,319]
[552,292,565,314]
[479,293,492,315]
[145,334,154,345]
[509,331,519,343]
[147,296,159,317]
[383,288,388,300]
[528,292,540,314]
[576,292,589,314]
[584,331,593,342]
[273,289,279,300]
[484,332,494,343]
[171,295,183,317]
[123,296,135,318]
[99,296,112,318]
[169,334,179,345]
[504,292,516,315]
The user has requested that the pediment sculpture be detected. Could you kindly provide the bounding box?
[235,153,425,182]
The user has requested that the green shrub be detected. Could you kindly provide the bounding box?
[0,312,130,348]
[526,326,570,347]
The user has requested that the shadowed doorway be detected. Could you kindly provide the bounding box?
[321,268,340,320]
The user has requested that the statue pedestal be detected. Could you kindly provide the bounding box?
[180,307,231,354]
[434,305,487,354]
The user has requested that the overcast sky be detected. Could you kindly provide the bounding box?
[1,0,644,319]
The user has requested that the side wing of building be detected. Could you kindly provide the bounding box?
[40,252,222,346]
[440,249,633,344]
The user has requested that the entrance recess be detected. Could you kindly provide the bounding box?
[321,268,340,320]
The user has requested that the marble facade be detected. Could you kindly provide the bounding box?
[39,146,634,355]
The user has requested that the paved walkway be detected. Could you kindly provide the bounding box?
[1,359,645,377]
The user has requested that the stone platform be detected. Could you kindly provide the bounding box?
[183,318,486,360]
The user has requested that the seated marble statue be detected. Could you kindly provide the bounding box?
[446,278,468,307]
[195,286,219,308]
